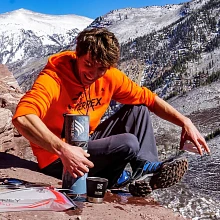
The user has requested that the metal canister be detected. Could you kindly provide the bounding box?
[62,114,89,194]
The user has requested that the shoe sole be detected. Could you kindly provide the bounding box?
[129,157,188,197]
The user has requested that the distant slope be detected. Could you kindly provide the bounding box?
[89,0,210,43]
[1,0,219,96]
[0,9,93,64]
[151,80,220,148]
[118,0,220,98]
[90,5,183,43]
[0,8,93,34]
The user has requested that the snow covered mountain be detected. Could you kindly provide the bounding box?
[116,0,219,98]
[0,9,93,64]
[89,0,210,43]
[0,0,209,66]
[0,0,219,94]
[90,4,183,43]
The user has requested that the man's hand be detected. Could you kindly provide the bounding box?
[13,114,94,177]
[180,118,210,155]
[60,142,94,178]
[152,96,210,156]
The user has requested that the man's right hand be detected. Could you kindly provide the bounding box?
[60,142,94,178]
[12,114,94,178]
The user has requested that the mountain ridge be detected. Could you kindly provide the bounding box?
[0,8,93,65]
[0,0,219,97]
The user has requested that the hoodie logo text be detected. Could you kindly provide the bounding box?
[73,97,102,111]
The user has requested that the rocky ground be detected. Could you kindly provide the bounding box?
[1,66,219,219]
[0,151,188,220]
[0,65,190,219]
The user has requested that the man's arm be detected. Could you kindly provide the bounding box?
[152,96,210,155]
[12,114,94,178]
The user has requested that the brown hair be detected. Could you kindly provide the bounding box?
[76,28,120,67]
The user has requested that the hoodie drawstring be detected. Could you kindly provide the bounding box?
[83,86,94,115]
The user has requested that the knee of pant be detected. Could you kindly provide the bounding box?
[134,104,149,113]
[122,133,139,156]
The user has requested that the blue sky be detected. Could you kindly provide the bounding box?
[1,0,189,19]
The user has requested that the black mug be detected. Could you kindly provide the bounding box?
[86,177,108,203]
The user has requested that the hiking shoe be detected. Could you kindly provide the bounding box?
[112,170,132,189]
[129,156,188,197]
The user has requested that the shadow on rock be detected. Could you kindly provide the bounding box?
[0,152,38,171]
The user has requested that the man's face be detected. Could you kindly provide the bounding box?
[76,53,108,86]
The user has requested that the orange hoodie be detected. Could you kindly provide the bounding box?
[13,51,156,169]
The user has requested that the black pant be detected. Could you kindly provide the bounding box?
[41,105,159,187]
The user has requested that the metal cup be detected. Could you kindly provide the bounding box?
[64,114,89,150]
[62,172,88,195]
[62,114,89,194]
[86,177,108,203]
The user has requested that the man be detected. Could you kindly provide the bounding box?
[12,28,210,197]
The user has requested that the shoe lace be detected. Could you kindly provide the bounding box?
[143,161,162,174]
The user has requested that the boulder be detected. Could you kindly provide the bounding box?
[0,64,29,156]
[0,108,14,151]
